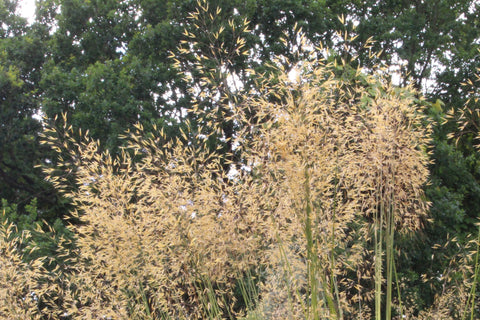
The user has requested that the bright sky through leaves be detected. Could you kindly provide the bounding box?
[18,0,35,23]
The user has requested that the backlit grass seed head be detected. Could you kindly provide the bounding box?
[236,56,431,317]
[447,63,480,150]
[41,120,271,318]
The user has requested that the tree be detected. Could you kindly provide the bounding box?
[39,0,178,154]
[345,0,479,93]
[39,0,354,155]
[0,0,60,217]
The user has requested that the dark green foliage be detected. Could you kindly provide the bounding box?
[41,56,168,152]
[0,0,67,219]
[1,199,75,270]
[429,141,480,233]
[38,0,351,172]
[1,198,40,231]
[350,0,479,91]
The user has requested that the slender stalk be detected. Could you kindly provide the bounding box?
[194,274,224,320]
[139,282,152,319]
[385,204,394,320]
[470,225,480,320]
[304,166,319,320]
[277,232,309,320]
[386,175,395,320]
[304,166,337,319]
[237,270,259,315]
[331,156,343,320]
[374,216,383,320]
[393,257,404,318]
[374,171,384,320]
[462,223,480,320]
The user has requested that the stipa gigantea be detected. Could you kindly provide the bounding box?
[35,53,431,320]
[233,48,431,319]
[22,19,432,320]
[40,117,273,319]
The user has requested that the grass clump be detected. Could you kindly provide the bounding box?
[3,10,479,318]
[2,50,435,319]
